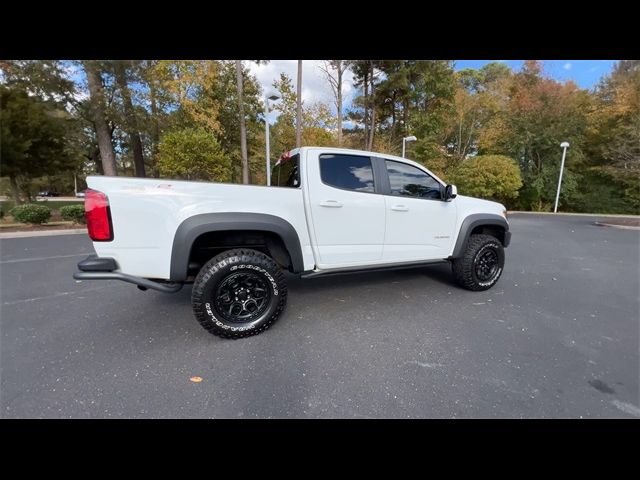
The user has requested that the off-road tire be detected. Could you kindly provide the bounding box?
[452,234,505,291]
[191,248,287,339]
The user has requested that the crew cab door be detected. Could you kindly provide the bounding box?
[306,152,385,267]
[381,159,457,261]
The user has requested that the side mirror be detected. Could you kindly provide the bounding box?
[444,184,457,201]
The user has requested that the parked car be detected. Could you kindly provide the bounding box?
[73,147,511,339]
[75,191,86,198]
[37,191,60,197]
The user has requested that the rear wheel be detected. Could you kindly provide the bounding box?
[452,234,505,291]
[191,249,287,339]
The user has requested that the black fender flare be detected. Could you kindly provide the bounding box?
[451,213,510,258]
[170,212,304,281]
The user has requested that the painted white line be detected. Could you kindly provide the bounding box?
[611,400,640,418]
[0,229,87,239]
[0,253,93,264]
[2,284,118,306]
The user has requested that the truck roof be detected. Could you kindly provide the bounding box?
[284,146,447,186]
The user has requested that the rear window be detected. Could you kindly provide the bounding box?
[272,153,300,188]
[319,154,375,193]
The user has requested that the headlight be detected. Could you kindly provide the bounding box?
[501,209,508,219]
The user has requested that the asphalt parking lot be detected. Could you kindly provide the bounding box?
[1,213,638,418]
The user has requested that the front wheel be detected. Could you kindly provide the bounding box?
[452,234,505,291]
[191,249,288,339]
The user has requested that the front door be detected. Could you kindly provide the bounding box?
[382,159,457,262]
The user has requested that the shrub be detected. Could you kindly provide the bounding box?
[60,204,86,224]
[451,155,523,205]
[9,204,51,224]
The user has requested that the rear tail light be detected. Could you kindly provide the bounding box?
[85,189,113,241]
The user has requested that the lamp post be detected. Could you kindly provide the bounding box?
[402,135,417,158]
[554,142,570,213]
[265,93,280,186]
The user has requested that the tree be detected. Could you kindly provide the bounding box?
[349,60,372,148]
[296,60,303,147]
[208,61,265,183]
[0,85,78,203]
[113,60,146,177]
[0,60,76,104]
[319,60,349,145]
[478,61,590,210]
[302,102,337,146]
[157,127,231,182]
[408,61,456,162]
[585,60,640,212]
[441,63,512,164]
[271,73,299,155]
[83,61,118,176]
[235,60,250,184]
[452,155,523,205]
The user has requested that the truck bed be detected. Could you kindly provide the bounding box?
[86,176,314,279]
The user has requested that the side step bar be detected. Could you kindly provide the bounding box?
[73,255,183,293]
[300,259,449,279]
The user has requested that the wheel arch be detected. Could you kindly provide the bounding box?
[170,213,304,281]
[451,213,509,259]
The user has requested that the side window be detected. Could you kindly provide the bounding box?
[319,154,375,193]
[385,160,442,199]
[272,153,300,188]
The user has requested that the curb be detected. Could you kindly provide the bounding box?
[508,211,640,219]
[593,222,640,231]
[0,229,87,239]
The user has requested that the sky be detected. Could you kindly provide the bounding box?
[454,60,617,89]
[248,60,619,123]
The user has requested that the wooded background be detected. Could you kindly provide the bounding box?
[1,60,638,214]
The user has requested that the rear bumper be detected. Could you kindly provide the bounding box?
[73,255,183,293]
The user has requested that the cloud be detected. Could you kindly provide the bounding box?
[247,60,357,120]
[563,63,572,70]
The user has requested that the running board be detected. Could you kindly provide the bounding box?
[300,259,449,279]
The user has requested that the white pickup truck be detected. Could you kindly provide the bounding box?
[74,147,510,338]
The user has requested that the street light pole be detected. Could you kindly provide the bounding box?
[265,99,271,186]
[264,94,280,186]
[402,135,417,158]
[554,142,570,213]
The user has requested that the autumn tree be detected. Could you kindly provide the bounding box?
[585,60,640,212]
[479,61,591,211]
[452,155,523,206]
[157,127,231,182]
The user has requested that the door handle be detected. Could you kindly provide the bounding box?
[320,200,343,208]
[391,205,409,212]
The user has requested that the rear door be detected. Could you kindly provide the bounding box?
[381,159,457,261]
[306,151,385,267]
